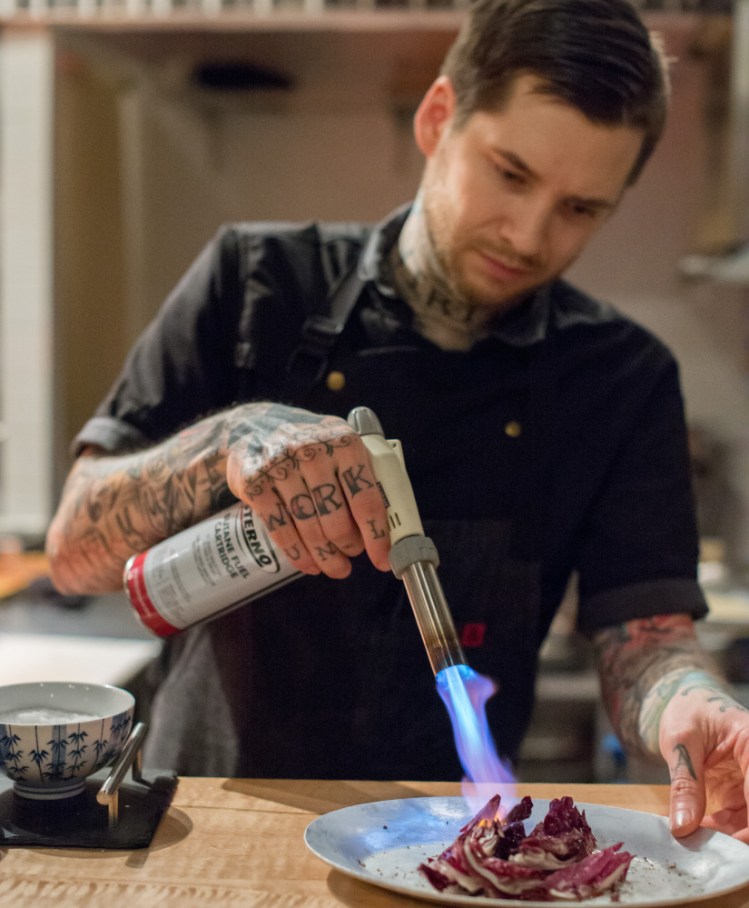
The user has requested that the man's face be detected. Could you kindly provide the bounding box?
[416,74,645,311]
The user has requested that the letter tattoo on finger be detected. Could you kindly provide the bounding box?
[311,483,343,516]
[314,541,339,561]
[289,493,317,521]
[284,544,303,563]
[265,501,290,531]
[367,518,386,540]
[341,465,374,497]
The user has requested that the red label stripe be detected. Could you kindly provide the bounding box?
[125,553,179,637]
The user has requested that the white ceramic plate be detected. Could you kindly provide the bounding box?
[304,796,749,906]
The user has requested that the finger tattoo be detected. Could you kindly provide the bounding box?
[341,464,375,497]
[283,544,303,563]
[672,743,697,780]
[367,518,386,540]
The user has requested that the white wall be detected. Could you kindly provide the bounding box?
[568,22,749,567]
[0,29,54,537]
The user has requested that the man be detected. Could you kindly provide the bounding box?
[47,0,749,841]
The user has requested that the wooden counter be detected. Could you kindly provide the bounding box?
[0,779,746,907]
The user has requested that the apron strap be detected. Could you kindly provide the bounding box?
[281,266,366,401]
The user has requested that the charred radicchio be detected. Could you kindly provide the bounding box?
[419,794,634,901]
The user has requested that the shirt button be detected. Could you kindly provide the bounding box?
[326,371,346,392]
[504,420,522,438]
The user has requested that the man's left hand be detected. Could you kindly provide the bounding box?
[658,672,749,842]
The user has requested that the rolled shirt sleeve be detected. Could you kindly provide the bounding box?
[573,353,708,633]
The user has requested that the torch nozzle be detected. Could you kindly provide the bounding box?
[399,557,466,676]
[388,534,467,676]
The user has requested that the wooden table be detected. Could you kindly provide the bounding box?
[0,779,746,907]
[0,551,49,599]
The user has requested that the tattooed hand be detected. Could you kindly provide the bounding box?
[225,403,390,579]
[654,670,749,842]
[594,614,749,843]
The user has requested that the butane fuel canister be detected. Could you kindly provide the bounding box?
[123,503,300,636]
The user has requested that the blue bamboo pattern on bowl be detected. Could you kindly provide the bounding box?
[0,729,25,780]
[0,711,132,783]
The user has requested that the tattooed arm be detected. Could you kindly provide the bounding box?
[592,614,717,760]
[46,402,390,595]
[593,614,749,842]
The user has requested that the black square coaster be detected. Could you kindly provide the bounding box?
[0,768,178,848]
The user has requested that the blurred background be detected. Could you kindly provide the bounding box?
[0,0,748,782]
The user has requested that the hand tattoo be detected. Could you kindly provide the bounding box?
[236,423,355,502]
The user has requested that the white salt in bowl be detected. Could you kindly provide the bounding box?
[0,681,135,800]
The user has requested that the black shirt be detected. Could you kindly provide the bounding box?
[74,206,708,777]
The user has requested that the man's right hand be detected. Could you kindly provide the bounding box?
[225,403,391,578]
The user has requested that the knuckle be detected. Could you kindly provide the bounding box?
[669,774,697,794]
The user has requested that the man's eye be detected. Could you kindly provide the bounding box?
[496,166,524,185]
[567,202,597,218]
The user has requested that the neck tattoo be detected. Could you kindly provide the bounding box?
[394,201,493,352]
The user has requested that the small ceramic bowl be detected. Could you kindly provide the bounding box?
[0,681,135,800]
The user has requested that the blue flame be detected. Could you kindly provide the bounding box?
[436,663,515,784]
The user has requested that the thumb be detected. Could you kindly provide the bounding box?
[668,741,706,838]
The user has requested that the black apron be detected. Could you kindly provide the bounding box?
[144,279,558,780]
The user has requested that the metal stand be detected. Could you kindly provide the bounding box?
[96,722,150,827]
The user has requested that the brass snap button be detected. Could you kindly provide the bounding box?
[326,371,346,392]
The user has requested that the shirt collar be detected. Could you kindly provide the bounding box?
[359,204,551,349]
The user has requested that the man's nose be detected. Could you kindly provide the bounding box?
[502,197,550,260]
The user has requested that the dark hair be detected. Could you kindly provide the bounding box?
[440,0,670,184]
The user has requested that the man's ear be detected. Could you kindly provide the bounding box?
[413,75,457,157]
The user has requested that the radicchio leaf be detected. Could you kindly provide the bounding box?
[419,794,635,902]
[513,797,597,869]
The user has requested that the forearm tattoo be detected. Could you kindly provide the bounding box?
[592,615,727,760]
[50,412,237,590]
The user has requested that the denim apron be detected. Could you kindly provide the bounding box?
[145,285,558,781]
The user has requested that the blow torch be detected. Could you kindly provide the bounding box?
[348,406,467,676]
[350,406,511,783]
